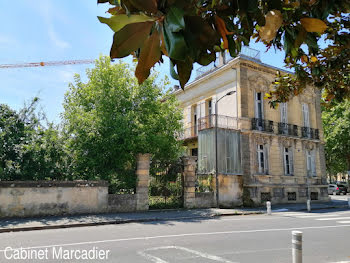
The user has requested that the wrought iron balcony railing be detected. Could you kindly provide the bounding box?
[278,123,298,136]
[301,127,320,139]
[251,118,274,133]
[252,118,320,140]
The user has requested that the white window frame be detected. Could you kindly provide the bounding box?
[283,147,294,176]
[255,92,264,120]
[302,103,310,127]
[280,103,288,123]
[280,103,288,134]
[257,144,268,174]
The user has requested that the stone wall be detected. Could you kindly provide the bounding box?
[195,192,215,208]
[0,181,108,218]
[108,194,136,212]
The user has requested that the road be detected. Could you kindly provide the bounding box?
[0,208,350,263]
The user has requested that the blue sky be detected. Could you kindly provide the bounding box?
[0,1,286,123]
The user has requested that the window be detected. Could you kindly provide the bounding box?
[280,103,288,134]
[255,92,263,121]
[207,99,213,127]
[191,148,198,157]
[283,147,294,176]
[208,99,212,115]
[257,144,268,174]
[302,103,310,127]
[192,105,197,136]
[306,150,316,177]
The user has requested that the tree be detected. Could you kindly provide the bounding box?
[97,0,349,106]
[62,56,183,192]
[0,99,67,180]
[322,99,350,177]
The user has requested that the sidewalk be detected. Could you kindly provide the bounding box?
[0,198,348,233]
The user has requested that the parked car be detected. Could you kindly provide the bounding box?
[328,184,348,195]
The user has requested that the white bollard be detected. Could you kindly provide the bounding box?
[266,201,271,215]
[307,199,311,212]
[292,231,303,263]
[348,198,350,208]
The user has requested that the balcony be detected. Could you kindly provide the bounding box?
[251,118,274,133]
[195,47,261,79]
[198,114,237,131]
[278,123,298,137]
[180,115,238,140]
[251,118,320,140]
[301,127,320,140]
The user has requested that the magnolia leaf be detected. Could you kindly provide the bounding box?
[310,56,318,62]
[294,27,307,48]
[165,6,185,33]
[135,31,161,84]
[300,18,328,33]
[98,14,155,33]
[163,21,187,61]
[129,0,158,13]
[301,55,308,63]
[97,0,119,4]
[170,60,179,80]
[259,10,283,42]
[176,57,193,89]
[110,21,154,58]
[197,52,216,66]
[160,32,168,56]
[215,16,234,49]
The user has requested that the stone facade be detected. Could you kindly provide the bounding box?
[174,50,329,206]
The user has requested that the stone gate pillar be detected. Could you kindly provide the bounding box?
[182,156,197,209]
[136,153,151,211]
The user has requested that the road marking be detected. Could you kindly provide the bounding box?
[138,246,236,263]
[317,217,350,221]
[297,214,341,218]
[1,224,349,253]
[336,221,350,224]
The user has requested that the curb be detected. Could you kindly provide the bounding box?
[0,211,262,234]
[0,205,347,234]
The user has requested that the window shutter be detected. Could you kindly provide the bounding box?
[281,103,288,123]
[264,145,269,174]
[302,103,310,127]
[254,92,259,118]
[290,148,294,175]
[212,96,217,114]
[311,150,316,176]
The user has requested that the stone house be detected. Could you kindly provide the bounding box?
[174,47,329,207]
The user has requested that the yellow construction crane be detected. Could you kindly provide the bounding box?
[0,59,95,69]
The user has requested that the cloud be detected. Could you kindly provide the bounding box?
[47,25,70,49]
[34,0,71,49]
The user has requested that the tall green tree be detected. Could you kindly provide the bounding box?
[0,99,67,180]
[62,56,183,192]
[322,99,350,176]
[97,0,349,105]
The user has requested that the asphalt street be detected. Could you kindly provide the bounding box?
[0,208,349,263]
